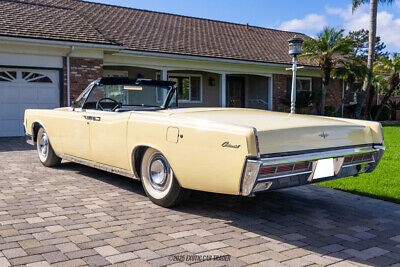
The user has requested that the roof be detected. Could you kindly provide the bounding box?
[0,0,314,66]
[0,0,115,45]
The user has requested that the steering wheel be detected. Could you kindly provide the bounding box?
[96,98,121,111]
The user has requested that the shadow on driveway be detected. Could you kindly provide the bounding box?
[4,136,400,266]
[0,137,34,152]
[60,160,400,266]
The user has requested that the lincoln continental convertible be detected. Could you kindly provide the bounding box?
[24,77,385,207]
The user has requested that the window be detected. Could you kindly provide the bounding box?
[22,72,52,83]
[286,77,312,96]
[157,73,202,103]
[285,77,312,108]
[0,71,16,82]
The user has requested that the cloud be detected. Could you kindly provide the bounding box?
[279,14,327,32]
[326,4,400,49]
[347,11,400,47]
[325,5,354,20]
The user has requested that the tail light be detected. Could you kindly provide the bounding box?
[344,153,374,165]
[260,161,311,177]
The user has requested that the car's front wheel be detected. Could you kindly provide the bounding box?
[36,127,61,167]
[141,148,185,207]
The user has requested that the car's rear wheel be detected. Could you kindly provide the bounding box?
[141,148,185,207]
[36,127,61,167]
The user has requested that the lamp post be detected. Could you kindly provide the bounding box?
[287,36,303,114]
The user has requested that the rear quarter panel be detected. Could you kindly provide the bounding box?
[127,112,256,195]
[328,117,384,144]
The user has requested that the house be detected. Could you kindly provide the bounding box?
[0,0,342,137]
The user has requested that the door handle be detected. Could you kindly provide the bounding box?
[83,115,101,121]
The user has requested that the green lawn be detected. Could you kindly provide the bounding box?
[318,125,400,204]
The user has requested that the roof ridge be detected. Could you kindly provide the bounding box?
[0,0,72,10]
[69,8,122,46]
[76,0,305,36]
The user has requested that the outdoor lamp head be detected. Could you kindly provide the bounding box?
[288,36,303,56]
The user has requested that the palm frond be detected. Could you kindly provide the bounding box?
[353,0,394,12]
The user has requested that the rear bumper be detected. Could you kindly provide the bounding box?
[240,145,385,196]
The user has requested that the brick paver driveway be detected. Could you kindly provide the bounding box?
[1,138,400,267]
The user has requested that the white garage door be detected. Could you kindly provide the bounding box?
[0,68,60,137]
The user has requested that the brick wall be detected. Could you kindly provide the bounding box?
[62,57,103,106]
[325,79,342,109]
[272,74,288,112]
[273,74,342,113]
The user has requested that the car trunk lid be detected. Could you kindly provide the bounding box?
[164,108,374,154]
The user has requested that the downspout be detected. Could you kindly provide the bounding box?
[341,79,345,117]
[66,46,75,107]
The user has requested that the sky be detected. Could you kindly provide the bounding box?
[86,0,400,52]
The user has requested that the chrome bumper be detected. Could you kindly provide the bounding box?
[240,145,385,196]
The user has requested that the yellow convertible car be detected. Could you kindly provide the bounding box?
[25,77,385,207]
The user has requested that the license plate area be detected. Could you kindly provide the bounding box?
[313,158,334,180]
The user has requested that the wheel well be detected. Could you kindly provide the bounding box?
[132,146,149,178]
[32,122,43,143]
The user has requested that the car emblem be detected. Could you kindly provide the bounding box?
[221,141,240,148]
[319,132,329,139]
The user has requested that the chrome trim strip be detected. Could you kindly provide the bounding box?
[61,154,140,180]
[260,146,378,165]
[342,161,375,168]
[258,170,312,181]
[252,127,260,158]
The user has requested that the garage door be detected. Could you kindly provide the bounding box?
[0,68,60,137]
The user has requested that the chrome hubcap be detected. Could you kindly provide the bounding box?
[149,156,168,191]
[39,133,49,159]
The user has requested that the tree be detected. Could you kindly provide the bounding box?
[333,57,368,93]
[373,53,400,120]
[301,27,353,115]
[352,0,393,118]
[333,57,368,114]
[347,29,388,61]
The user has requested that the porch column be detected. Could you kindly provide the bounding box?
[268,76,273,110]
[160,68,168,80]
[160,68,168,100]
[219,73,226,107]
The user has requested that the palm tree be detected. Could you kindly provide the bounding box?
[301,27,353,115]
[333,57,368,114]
[373,53,400,120]
[352,0,393,118]
[334,57,368,92]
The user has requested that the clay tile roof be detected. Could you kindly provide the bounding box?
[0,0,315,66]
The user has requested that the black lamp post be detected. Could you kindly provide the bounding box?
[288,36,303,114]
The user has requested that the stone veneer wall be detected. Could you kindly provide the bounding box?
[62,57,103,106]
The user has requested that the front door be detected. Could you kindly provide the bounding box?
[60,108,91,159]
[227,76,245,108]
[88,110,131,170]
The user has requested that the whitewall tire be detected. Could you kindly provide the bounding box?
[36,127,61,167]
[141,148,185,207]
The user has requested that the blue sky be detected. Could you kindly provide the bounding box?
[86,0,400,52]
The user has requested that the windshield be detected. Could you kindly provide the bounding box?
[85,84,172,108]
